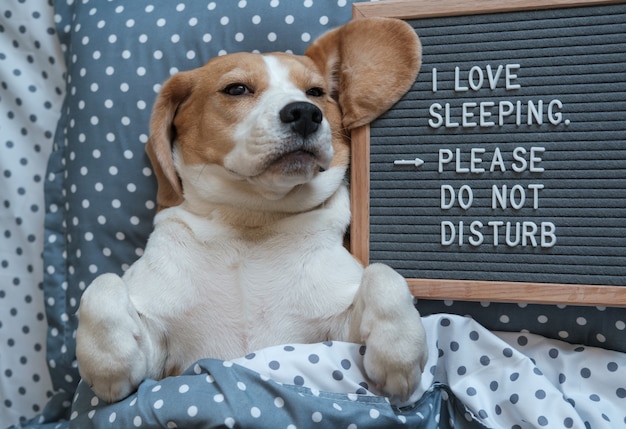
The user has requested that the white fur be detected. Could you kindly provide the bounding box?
[224,56,333,199]
[76,52,428,403]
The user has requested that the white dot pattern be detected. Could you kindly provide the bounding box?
[0,2,64,426]
[65,316,626,428]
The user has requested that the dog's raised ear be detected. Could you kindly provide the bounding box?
[146,72,194,211]
[305,17,421,130]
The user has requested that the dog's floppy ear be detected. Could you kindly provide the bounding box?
[146,72,194,211]
[305,17,421,130]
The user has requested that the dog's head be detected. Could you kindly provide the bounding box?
[147,17,421,214]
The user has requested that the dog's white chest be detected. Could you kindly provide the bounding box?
[123,200,361,362]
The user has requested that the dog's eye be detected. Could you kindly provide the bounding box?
[223,83,253,96]
[306,87,325,97]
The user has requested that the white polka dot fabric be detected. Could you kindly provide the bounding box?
[2,0,626,428]
[0,1,64,427]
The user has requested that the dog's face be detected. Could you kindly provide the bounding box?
[147,17,422,213]
[170,52,344,202]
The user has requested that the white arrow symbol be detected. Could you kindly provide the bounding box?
[393,158,424,168]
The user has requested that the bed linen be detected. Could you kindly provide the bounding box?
[42,315,626,428]
[0,1,64,426]
[2,1,625,428]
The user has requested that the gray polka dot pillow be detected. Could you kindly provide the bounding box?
[45,0,356,397]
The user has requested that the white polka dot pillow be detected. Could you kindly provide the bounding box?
[44,0,356,397]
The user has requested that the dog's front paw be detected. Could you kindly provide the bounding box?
[356,263,428,402]
[76,274,152,402]
[79,349,148,403]
[362,312,428,402]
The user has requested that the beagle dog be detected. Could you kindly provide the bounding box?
[76,17,428,403]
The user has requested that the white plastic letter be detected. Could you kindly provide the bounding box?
[512,147,527,173]
[438,149,453,173]
[492,185,507,209]
[469,221,484,246]
[528,183,544,209]
[454,66,468,92]
[462,102,477,127]
[470,148,486,173]
[458,185,473,210]
[445,103,460,128]
[548,99,563,125]
[490,147,505,172]
[441,221,456,245]
[455,148,469,173]
[468,66,484,91]
[505,64,521,90]
[488,220,504,246]
[509,184,526,210]
[541,222,557,248]
[441,185,455,209]
[522,221,538,247]
[429,103,443,128]
[527,100,543,125]
[486,64,504,90]
[529,147,545,172]
[498,101,514,126]
[479,102,496,127]
[505,222,521,247]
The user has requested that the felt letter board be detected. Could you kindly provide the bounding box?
[350,0,626,306]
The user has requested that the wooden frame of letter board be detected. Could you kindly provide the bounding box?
[350,0,626,307]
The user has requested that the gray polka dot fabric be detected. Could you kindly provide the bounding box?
[68,337,487,429]
[2,1,626,428]
[63,316,626,428]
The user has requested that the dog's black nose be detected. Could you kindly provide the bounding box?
[280,102,323,138]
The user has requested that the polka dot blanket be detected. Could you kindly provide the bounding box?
[22,314,625,429]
